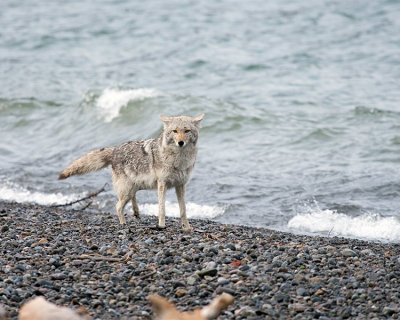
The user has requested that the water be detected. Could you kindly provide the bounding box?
[1,0,400,242]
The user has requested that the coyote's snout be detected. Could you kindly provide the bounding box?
[59,114,204,230]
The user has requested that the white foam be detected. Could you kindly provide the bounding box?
[96,87,161,122]
[288,209,400,242]
[0,183,81,206]
[139,201,225,219]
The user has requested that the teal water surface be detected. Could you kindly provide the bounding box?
[1,0,400,241]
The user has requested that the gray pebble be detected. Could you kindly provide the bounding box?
[217,277,229,285]
[341,248,357,257]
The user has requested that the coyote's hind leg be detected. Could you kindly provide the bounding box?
[132,194,140,220]
[116,195,129,224]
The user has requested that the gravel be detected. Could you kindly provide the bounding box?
[0,201,399,319]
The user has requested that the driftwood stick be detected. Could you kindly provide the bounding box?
[79,201,93,211]
[138,270,157,280]
[51,183,108,208]
[74,254,122,262]
[129,267,157,281]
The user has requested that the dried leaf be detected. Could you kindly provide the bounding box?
[231,260,241,267]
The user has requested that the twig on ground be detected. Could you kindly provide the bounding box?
[51,183,108,208]
[130,267,157,281]
[138,270,157,279]
[79,201,93,210]
[74,254,122,263]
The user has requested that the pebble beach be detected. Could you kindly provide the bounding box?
[0,201,399,319]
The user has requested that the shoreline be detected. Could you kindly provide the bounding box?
[0,200,399,319]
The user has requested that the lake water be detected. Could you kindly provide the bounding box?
[1,0,400,242]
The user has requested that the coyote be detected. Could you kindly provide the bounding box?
[59,114,204,230]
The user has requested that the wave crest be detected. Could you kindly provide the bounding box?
[0,183,82,206]
[288,209,400,242]
[96,87,162,122]
[139,201,225,219]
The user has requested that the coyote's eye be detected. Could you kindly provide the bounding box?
[184,130,191,133]
[172,130,178,133]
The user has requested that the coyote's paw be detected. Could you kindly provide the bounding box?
[182,225,193,232]
[118,225,131,234]
[148,225,167,230]
[118,217,126,225]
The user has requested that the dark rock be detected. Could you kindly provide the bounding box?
[296,287,309,297]
[37,279,54,288]
[197,268,218,278]
[341,249,357,257]
[215,287,236,295]
[274,294,289,303]
[51,273,67,280]
[89,244,99,251]
[13,265,26,273]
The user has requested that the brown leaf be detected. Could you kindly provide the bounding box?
[231,260,241,267]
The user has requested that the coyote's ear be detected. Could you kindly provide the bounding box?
[159,114,172,124]
[192,113,205,126]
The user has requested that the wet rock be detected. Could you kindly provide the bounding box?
[89,244,99,251]
[0,305,7,320]
[175,288,188,298]
[197,268,217,278]
[51,273,67,281]
[341,248,357,257]
[383,305,398,316]
[13,265,26,273]
[217,277,229,285]
[186,277,197,285]
[37,279,54,289]
[290,303,307,312]
[296,287,309,297]
[215,287,235,295]
[234,306,256,317]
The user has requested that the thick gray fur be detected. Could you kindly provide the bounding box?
[59,114,204,230]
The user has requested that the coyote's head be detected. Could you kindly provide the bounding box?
[160,114,204,149]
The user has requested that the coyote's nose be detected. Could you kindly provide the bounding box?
[178,140,185,147]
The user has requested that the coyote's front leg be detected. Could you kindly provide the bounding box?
[176,184,192,231]
[157,181,166,228]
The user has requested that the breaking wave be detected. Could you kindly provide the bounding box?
[96,87,162,122]
[0,182,82,206]
[288,209,400,242]
[139,201,226,220]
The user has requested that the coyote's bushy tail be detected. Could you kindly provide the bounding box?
[58,147,113,180]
